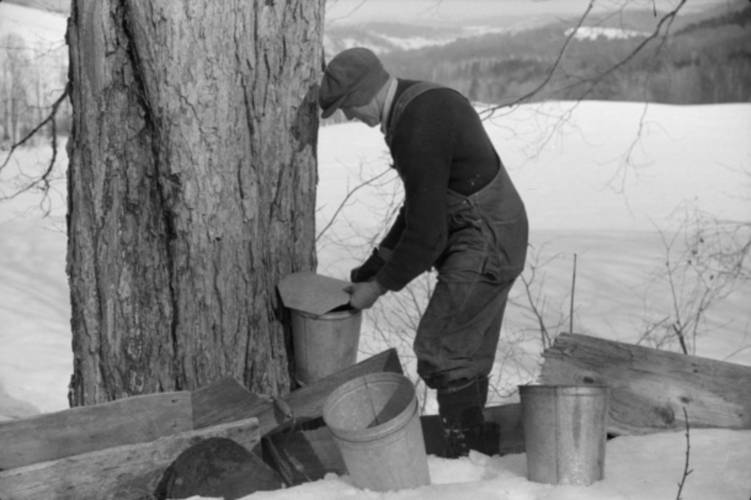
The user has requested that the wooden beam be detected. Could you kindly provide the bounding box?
[261,348,403,434]
[541,333,751,434]
[263,426,346,486]
[191,377,265,429]
[193,348,403,436]
[0,417,259,500]
[0,392,192,470]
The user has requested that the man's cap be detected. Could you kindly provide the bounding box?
[319,47,389,118]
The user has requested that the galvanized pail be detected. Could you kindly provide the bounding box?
[323,372,431,491]
[519,384,609,485]
[290,308,362,385]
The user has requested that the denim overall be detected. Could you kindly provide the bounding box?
[387,82,529,390]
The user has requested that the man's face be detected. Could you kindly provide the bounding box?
[342,101,380,127]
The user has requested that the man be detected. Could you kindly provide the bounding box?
[318,47,528,457]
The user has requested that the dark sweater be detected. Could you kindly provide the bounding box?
[375,80,500,291]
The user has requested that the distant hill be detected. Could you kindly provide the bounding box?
[4,0,67,15]
[369,5,751,105]
[5,0,749,106]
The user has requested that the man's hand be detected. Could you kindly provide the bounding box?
[344,280,387,310]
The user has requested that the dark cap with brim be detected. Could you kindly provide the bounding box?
[319,47,389,118]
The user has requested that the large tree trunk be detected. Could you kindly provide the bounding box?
[66,0,324,406]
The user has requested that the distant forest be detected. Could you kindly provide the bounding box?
[379,6,751,105]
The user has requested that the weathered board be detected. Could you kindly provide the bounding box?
[541,333,751,434]
[244,348,403,436]
[0,391,192,470]
[191,376,265,429]
[0,417,259,500]
[263,426,346,486]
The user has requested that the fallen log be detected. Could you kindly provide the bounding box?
[541,333,751,434]
[0,417,259,500]
[0,392,192,470]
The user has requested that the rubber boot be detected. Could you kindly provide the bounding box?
[437,376,500,458]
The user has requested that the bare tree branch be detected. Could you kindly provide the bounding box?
[675,407,693,500]
[480,0,688,119]
[0,82,70,202]
[479,0,595,119]
[315,166,393,242]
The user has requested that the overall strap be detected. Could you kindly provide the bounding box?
[385,81,443,148]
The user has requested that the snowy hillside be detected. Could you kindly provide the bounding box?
[0,1,66,47]
[565,26,648,40]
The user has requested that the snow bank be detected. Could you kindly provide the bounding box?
[226,429,751,500]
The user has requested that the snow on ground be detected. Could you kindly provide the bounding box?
[218,429,751,500]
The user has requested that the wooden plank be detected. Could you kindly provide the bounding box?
[0,392,192,470]
[199,349,402,436]
[0,417,259,500]
[278,271,351,316]
[541,333,751,435]
[191,376,265,429]
[267,348,403,433]
[263,426,346,486]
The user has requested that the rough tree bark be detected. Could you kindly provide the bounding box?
[66,0,324,406]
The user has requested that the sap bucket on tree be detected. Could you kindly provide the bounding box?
[290,308,362,384]
[278,272,362,385]
[519,384,609,485]
[323,372,431,491]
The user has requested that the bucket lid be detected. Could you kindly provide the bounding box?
[278,271,352,316]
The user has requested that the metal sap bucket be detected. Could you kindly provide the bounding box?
[519,384,609,485]
[323,372,431,491]
[290,307,362,385]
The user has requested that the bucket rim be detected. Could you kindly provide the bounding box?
[323,372,418,443]
[291,307,362,320]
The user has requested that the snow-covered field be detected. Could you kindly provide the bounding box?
[233,429,751,500]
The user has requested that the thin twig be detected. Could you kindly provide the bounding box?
[479,0,595,119]
[0,82,70,205]
[480,0,688,119]
[569,253,577,334]
[1,82,70,173]
[572,0,688,102]
[675,407,693,500]
[315,166,393,242]
[521,273,551,349]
